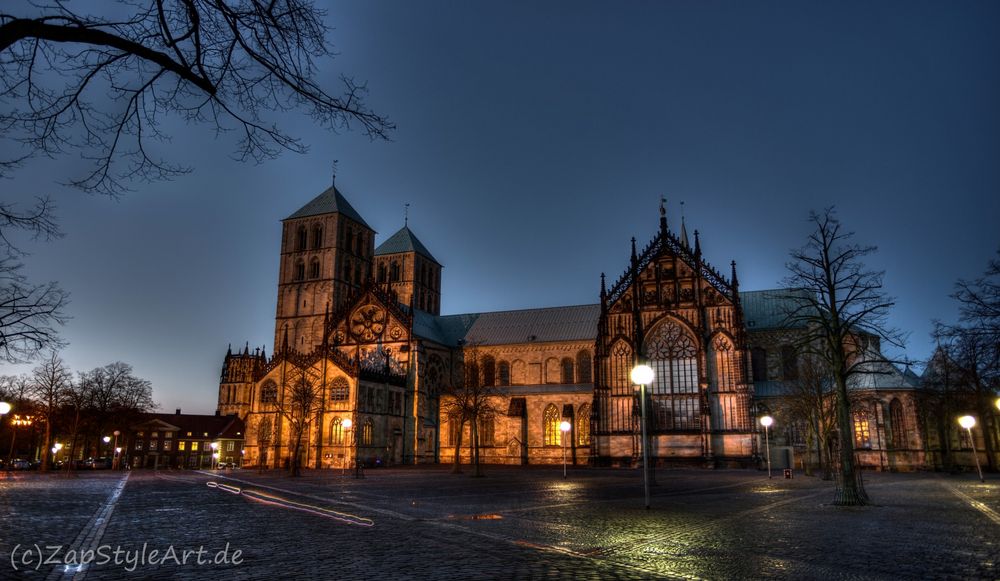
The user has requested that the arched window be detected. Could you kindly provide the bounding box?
[361,418,373,446]
[481,356,496,387]
[577,404,591,446]
[545,358,560,384]
[498,361,511,386]
[478,416,494,447]
[330,417,344,445]
[312,225,323,249]
[377,263,387,283]
[465,360,480,387]
[576,350,592,383]
[561,358,574,384]
[260,380,278,403]
[644,320,699,431]
[330,377,349,401]
[390,261,400,282]
[853,410,871,449]
[294,260,305,281]
[510,360,526,385]
[890,399,906,449]
[751,347,768,382]
[310,258,320,279]
[713,335,737,390]
[296,226,307,251]
[343,259,352,282]
[543,404,561,446]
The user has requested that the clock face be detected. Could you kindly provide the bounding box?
[350,305,386,341]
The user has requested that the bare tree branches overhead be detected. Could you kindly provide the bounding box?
[1,1,394,196]
[782,207,904,506]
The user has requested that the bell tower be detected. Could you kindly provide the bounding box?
[275,182,375,352]
[374,225,442,314]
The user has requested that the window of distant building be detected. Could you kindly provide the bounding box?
[362,419,373,446]
[226,441,235,452]
[498,361,511,386]
[853,411,871,449]
[576,351,592,383]
[890,399,906,449]
[543,404,561,446]
[577,404,591,446]
[135,440,143,450]
[310,258,320,279]
[377,263,387,283]
[294,260,305,281]
[781,345,798,381]
[330,377,349,401]
[448,414,461,446]
[390,261,400,283]
[296,226,307,251]
[330,417,344,445]
[191,442,199,451]
[313,226,323,249]
[261,380,278,403]
[561,358,574,384]
[751,347,768,382]
[478,416,494,447]
[178,441,186,451]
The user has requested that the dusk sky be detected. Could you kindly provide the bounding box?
[3,1,998,414]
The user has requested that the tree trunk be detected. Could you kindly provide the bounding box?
[471,419,483,478]
[451,419,464,474]
[40,417,52,472]
[832,376,869,506]
[291,430,302,477]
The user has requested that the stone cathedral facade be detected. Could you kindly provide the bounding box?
[216,183,764,470]
[216,183,928,471]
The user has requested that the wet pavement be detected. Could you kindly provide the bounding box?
[1,466,997,579]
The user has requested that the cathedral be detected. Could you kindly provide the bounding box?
[217,183,929,472]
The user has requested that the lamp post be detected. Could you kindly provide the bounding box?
[112,430,121,469]
[102,436,111,468]
[958,415,984,483]
[760,415,774,479]
[210,442,220,469]
[52,442,63,468]
[342,419,353,477]
[630,364,654,509]
[0,402,9,470]
[559,420,571,479]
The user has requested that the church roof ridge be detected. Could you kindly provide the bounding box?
[284,184,372,229]
[375,225,440,264]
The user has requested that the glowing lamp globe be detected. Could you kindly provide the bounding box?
[559,421,571,433]
[103,436,111,443]
[760,415,774,428]
[958,415,976,430]
[0,401,11,415]
[630,365,654,386]
[343,418,353,430]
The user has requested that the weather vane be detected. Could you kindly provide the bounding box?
[331,159,339,186]
[404,203,410,226]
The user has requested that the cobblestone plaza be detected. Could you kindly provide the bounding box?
[1,467,997,580]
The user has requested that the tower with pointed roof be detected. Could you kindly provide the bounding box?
[374,225,442,315]
[275,183,375,351]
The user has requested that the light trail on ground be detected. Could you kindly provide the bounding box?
[206,481,374,527]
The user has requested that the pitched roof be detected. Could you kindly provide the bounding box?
[284,185,372,229]
[740,289,813,331]
[137,413,245,439]
[375,226,440,264]
[413,304,600,346]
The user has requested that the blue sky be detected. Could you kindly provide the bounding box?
[3,1,998,413]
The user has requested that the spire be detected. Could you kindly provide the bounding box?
[243,341,249,355]
[226,344,232,356]
[659,196,667,234]
[404,203,410,227]
[331,159,339,187]
[630,237,638,266]
[261,345,267,360]
[600,272,607,303]
[679,201,689,249]
[731,260,740,291]
[694,229,701,258]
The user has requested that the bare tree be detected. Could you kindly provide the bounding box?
[1,1,393,196]
[29,350,71,471]
[273,363,322,476]
[772,352,836,479]
[442,346,498,477]
[0,373,33,464]
[77,361,156,457]
[248,414,273,472]
[953,248,1000,341]
[782,208,904,506]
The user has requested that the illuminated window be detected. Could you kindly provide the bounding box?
[853,411,871,449]
[191,442,199,451]
[543,404,561,446]
[162,440,172,451]
[330,417,344,445]
[135,440,143,450]
[330,377,349,401]
[226,441,235,452]
[179,441,186,451]
[362,419,373,446]
[448,415,461,446]
[577,404,591,446]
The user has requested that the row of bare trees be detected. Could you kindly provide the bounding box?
[0,351,155,471]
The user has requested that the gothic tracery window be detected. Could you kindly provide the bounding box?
[890,399,906,449]
[853,410,871,449]
[498,361,511,386]
[330,417,344,445]
[543,404,561,446]
[330,377,349,401]
[296,226,307,251]
[362,418,373,446]
[644,320,700,431]
[561,358,574,384]
[261,380,278,403]
[310,258,320,279]
[577,404,591,446]
[576,350,592,383]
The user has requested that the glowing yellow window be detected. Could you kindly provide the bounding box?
[178,441,186,451]
[190,442,199,451]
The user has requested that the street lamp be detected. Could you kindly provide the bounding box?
[210,442,220,469]
[342,418,353,477]
[559,420,571,479]
[0,401,10,416]
[760,415,774,479]
[630,364,654,509]
[52,442,63,467]
[112,430,121,469]
[958,415,984,483]
[0,402,9,470]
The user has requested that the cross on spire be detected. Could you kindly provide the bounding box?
[331,159,339,186]
[404,203,410,226]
